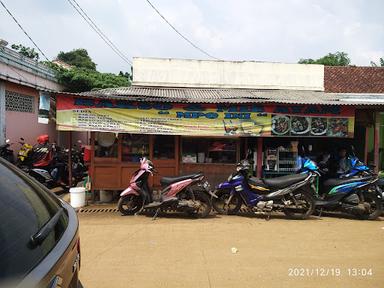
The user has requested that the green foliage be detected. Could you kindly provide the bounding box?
[51,64,130,93]
[119,71,132,80]
[11,43,39,61]
[49,48,131,92]
[298,52,351,66]
[370,58,384,67]
[57,48,97,70]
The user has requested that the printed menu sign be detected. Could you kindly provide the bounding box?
[56,95,355,138]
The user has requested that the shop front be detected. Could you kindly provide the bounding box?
[56,92,364,192]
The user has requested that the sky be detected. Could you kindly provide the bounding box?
[0,0,383,73]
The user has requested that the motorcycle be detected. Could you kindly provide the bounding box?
[118,158,215,218]
[339,147,372,178]
[16,137,33,167]
[315,149,383,220]
[25,142,65,188]
[212,157,318,219]
[61,142,88,187]
[379,171,384,191]
[0,139,15,163]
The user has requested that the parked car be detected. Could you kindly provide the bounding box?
[0,158,80,288]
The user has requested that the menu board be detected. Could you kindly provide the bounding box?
[271,115,352,137]
[56,95,355,138]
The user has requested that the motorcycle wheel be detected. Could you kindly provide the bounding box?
[212,189,242,215]
[187,190,212,218]
[357,191,382,220]
[283,190,314,220]
[118,195,143,216]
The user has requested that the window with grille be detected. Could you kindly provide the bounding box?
[5,90,35,113]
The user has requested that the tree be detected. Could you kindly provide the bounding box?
[370,58,384,67]
[119,71,132,81]
[50,64,131,93]
[50,48,131,92]
[298,52,351,66]
[11,44,39,61]
[57,48,97,70]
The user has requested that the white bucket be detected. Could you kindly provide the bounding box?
[70,187,86,208]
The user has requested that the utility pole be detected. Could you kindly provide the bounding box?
[0,81,5,144]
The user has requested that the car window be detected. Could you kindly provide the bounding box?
[0,161,69,282]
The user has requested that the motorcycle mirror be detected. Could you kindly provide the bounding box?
[5,139,10,144]
[20,137,24,141]
[351,145,356,156]
[77,140,82,144]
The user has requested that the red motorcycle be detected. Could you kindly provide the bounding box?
[118,158,215,218]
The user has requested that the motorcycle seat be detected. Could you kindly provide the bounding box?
[248,177,265,187]
[263,173,308,189]
[160,172,203,186]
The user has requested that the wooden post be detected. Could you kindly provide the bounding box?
[175,136,180,175]
[68,131,73,188]
[90,132,95,203]
[256,137,263,178]
[373,111,380,173]
[236,138,241,162]
[244,137,248,158]
[364,127,370,164]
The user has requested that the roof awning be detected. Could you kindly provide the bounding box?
[57,86,384,106]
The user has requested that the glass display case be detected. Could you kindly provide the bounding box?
[181,137,237,164]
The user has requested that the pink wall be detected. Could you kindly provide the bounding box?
[5,82,57,153]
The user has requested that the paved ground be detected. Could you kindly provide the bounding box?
[77,208,384,288]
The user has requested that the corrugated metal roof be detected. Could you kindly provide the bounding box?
[60,86,384,105]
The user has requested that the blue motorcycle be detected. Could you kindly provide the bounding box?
[340,148,371,178]
[212,157,318,219]
[316,150,383,220]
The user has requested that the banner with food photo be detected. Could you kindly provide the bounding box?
[271,115,354,137]
[56,94,355,138]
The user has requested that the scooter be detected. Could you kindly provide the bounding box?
[316,146,384,220]
[25,144,62,188]
[212,156,318,219]
[339,146,372,178]
[0,139,15,163]
[315,150,383,220]
[118,158,215,218]
[20,139,67,189]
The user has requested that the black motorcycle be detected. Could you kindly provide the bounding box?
[314,149,382,220]
[0,139,15,163]
[61,144,88,187]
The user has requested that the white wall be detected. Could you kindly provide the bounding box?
[133,57,324,91]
